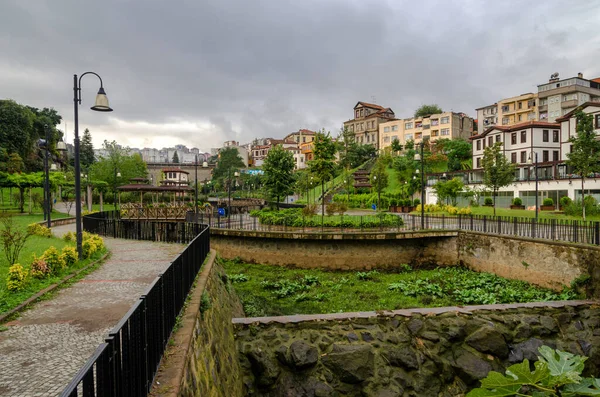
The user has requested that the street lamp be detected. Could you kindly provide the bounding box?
[38,124,52,228]
[414,142,425,229]
[527,152,539,220]
[73,72,113,258]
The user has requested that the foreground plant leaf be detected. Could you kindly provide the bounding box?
[562,378,600,396]
[466,360,550,397]
[537,345,585,387]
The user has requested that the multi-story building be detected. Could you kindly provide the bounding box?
[300,141,314,163]
[379,112,474,150]
[249,138,295,167]
[557,101,600,161]
[343,101,395,149]
[498,93,538,126]
[476,103,498,133]
[538,72,600,122]
[284,129,316,145]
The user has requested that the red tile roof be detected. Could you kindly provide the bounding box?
[355,101,384,110]
[555,101,600,122]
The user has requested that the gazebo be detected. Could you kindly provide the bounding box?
[116,178,194,220]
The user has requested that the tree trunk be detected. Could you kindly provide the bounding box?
[100,191,104,212]
[493,188,497,216]
[87,185,93,212]
[277,196,280,211]
[28,187,32,214]
[582,178,586,221]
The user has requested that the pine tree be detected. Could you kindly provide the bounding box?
[172,151,180,163]
[80,129,95,169]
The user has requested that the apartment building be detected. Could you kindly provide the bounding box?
[284,129,316,144]
[476,103,498,133]
[538,73,600,122]
[557,102,600,161]
[498,93,538,126]
[250,138,296,167]
[471,121,561,180]
[379,112,474,150]
[343,101,395,149]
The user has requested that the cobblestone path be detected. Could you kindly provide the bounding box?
[0,224,182,397]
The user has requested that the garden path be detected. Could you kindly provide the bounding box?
[0,223,182,397]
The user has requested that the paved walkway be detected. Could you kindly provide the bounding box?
[0,223,182,397]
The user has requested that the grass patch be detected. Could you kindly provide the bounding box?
[223,260,578,317]
[411,206,600,221]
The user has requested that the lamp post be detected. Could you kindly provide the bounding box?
[528,152,539,220]
[194,155,198,215]
[113,167,121,213]
[39,124,51,228]
[415,142,425,229]
[73,72,113,258]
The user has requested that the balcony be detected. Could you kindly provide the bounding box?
[539,105,547,112]
[561,99,578,109]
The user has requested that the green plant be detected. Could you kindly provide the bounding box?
[30,255,50,279]
[6,263,28,291]
[484,197,493,206]
[42,246,66,273]
[413,198,420,206]
[356,270,379,281]
[230,273,249,283]
[61,246,79,267]
[63,231,76,242]
[325,202,337,216]
[512,197,523,206]
[26,223,52,238]
[467,346,600,396]
[200,291,211,319]
[543,197,554,206]
[560,196,572,208]
[301,204,318,217]
[0,215,33,265]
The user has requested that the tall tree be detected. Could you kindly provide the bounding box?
[90,140,148,196]
[370,157,389,210]
[80,129,95,169]
[566,110,600,220]
[391,138,403,155]
[433,177,464,206]
[172,151,180,163]
[482,142,515,215]
[414,104,443,118]
[263,145,296,209]
[212,147,245,182]
[0,100,36,167]
[308,131,337,216]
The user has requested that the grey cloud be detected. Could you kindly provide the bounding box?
[0,0,599,151]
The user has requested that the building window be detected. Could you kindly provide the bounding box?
[518,114,522,122]
[521,151,526,163]
[476,140,481,151]
[303,137,306,143]
[553,130,559,142]
[384,126,390,132]
[441,128,450,136]
[391,135,398,142]
[476,158,481,168]
[511,133,517,144]
[595,115,600,129]
[366,135,370,143]
[488,136,493,147]
[431,130,438,137]
[521,130,527,143]
[431,119,439,126]
[405,134,413,140]
[355,110,359,118]
[496,135,501,142]
[502,117,510,125]
[553,151,559,161]
[543,150,549,162]
[540,112,548,120]
[518,102,522,110]
[405,122,413,129]
[502,105,509,112]
[391,125,398,131]
[441,116,449,124]
[415,132,422,139]
[511,152,517,163]
[361,122,364,130]
[543,130,549,142]
[360,109,364,117]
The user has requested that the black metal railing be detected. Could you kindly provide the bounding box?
[61,212,210,397]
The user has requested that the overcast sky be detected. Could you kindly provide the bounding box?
[1,0,599,152]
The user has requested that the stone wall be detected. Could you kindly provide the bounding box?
[233,301,600,396]
[458,231,599,292]
[152,251,245,397]
[211,230,458,270]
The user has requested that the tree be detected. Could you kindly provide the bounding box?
[566,110,600,220]
[0,100,36,167]
[433,177,464,206]
[80,129,95,169]
[482,142,515,215]
[414,104,443,118]
[308,131,337,217]
[172,151,180,163]
[370,158,389,210]
[263,145,296,209]
[391,139,403,155]
[212,147,245,182]
[437,138,472,171]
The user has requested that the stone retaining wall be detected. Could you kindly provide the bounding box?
[233,301,600,396]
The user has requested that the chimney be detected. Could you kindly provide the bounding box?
[578,72,583,78]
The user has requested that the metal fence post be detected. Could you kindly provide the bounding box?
[595,222,600,246]
[483,215,487,233]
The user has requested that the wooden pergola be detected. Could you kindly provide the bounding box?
[116,179,193,206]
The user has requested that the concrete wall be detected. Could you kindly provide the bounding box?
[210,229,599,295]
[210,229,459,270]
[234,301,600,396]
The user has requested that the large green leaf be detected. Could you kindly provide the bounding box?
[466,360,550,397]
[562,378,600,396]
[537,346,585,387]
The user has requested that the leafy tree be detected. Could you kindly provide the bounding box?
[0,100,36,167]
[263,145,296,209]
[212,147,245,182]
[370,158,388,209]
[433,177,464,206]
[80,129,95,169]
[337,127,376,168]
[566,110,600,220]
[308,131,337,216]
[6,153,24,173]
[414,104,443,118]
[482,142,515,215]
[437,138,472,172]
[90,140,148,197]
[391,139,403,154]
[172,151,180,163]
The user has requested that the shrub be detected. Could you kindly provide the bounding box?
[0,215,33,266]
[63,231,76,242]
[413,198,420,206]
[30,255,50,279]
[542,197,554,206]
[230,273,249,283]
[484,197,493,206]
[42,246,66,273]
[27,223,52,238]
[325,203,337,216]
[7,264,28,291]
[337,202,348,216]
[301,204,318,217]
[61,246,79,267]
[559,196,572,208]
[389,198,397,207]
[82,240,97,259]
[512,197,522,206]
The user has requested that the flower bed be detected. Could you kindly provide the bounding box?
[249,208,403,228]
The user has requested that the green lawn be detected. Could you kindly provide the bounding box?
[383,167,402,194]
[412,206,600,221]
[0,214,107,315]
[223,259,576,317]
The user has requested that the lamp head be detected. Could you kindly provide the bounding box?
[415,169,420,174]
[91,87,113,112]
[50,164,58,171]
[116,172,122,178]
[56,140,67,151]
